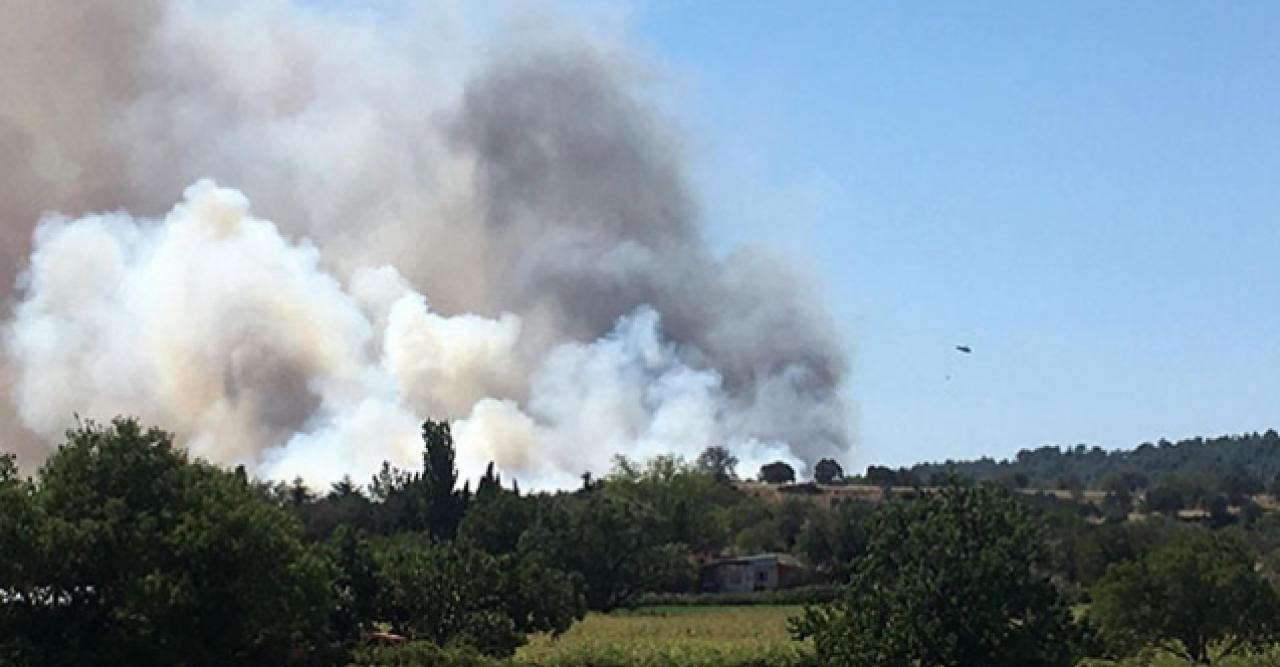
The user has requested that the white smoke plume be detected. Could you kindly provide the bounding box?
[0,0,845,487]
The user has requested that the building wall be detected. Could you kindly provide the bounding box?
[702,556,780,593]
[710,562,755,593]
[748,558,779,590]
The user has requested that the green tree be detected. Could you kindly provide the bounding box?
[0,451,40,666]
[499,548,586,639]
[1056,472,1084,495]
[372,534,582,657]
[519,492,671,611]
[1100,489,1133,522]
[0,419,334,666]
[368,460,427,533]
[1219,470,1263,505]
[1101,471,1149,496]
[1144,483,1187,514]
[606,454,733,553]
[458,474,533,556]
[298,475,375,540]
[1091,531,1280,664]
[373,535,521,656]
[369,460,414,502]
[695,445,739,483]
[864,464,896,487]
[793,483,1082,667]
[997,471,1031,490]
[475,462,503,500]
[422,419,467,541]
[322,525,383,652]
[759,461,796,484]
[1070,518,1187,587]
[797,499,872,580]
[367,420,469,538]
[814,458,845,484]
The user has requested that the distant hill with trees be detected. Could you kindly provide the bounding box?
[907,429,1280,494]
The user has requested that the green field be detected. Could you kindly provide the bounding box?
[513,605,811,667]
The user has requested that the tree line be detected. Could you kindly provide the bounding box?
[4,418,1280,665]
[906,429,1280,493]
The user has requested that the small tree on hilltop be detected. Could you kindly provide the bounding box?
[814,458,844,485]
[695,445,739,483]
[793,482,1084,666]
[864,464,895,487]
[759,461,796,485]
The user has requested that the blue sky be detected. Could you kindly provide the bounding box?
[623,1,1280,469]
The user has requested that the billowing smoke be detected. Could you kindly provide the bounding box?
[0,1,849,487]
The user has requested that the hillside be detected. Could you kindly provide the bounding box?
[906,429,1280,492]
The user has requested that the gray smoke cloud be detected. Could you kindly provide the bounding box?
[0,0,850,486]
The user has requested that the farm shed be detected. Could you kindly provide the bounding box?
[699,554,821,593]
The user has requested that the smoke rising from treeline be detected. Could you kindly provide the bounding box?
[0,1,849,486]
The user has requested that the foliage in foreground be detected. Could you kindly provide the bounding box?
[0,418,584,666]
[793,482,1085,667]
[0,419,335,665]
[1091,531,1280,663]
[370,533,582,657]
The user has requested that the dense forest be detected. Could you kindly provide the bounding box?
[907,430,1280,491]
[5,419,1280,666]
[825,430,1280,523]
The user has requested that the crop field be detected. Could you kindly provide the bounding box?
[514,605,811,667]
